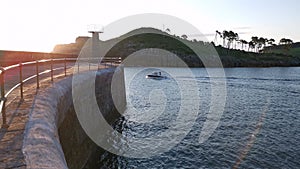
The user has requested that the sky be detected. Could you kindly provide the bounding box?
[1,0,300,52]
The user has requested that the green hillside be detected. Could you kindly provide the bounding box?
[50,27,300,67]
[264,42,300,57]
[265,47,300,57]
[103,28,300,67]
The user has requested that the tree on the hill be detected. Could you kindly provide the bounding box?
[251,36,259,52]
[268,38,275,46]
[279,38,293,45]
[258,37,267,51]
[239,39,248,50]
[233,32,239,49]
[222,30,229,47]
[248,41,255,52]
[181,34,188,39]
[214,30,222,46]
[286,39,293,44]
[279,38,293,54]
[225,31,239,49]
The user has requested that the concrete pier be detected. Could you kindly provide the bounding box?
[0,66,126,169]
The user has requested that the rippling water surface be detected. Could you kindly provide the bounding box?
[96,67,300,169]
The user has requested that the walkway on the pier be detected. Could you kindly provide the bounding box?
[0,67,74,168]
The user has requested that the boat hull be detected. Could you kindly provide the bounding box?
[146,75,166,80]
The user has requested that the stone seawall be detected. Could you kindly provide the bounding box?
[22,67,126,169]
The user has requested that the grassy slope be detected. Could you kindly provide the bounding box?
[215,46,300,67]
[264,42,300,57]
[266,47,300,57]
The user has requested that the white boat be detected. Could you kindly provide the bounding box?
[146,71,166,80]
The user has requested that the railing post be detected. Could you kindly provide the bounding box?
[64,58,67,76]
[51,58,53,82]
[0,68,8,128]
[36,60,39,89]
[19,63,23,99]
[88,58,91,71]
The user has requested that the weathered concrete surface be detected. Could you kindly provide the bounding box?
[22,67,126,169]
[22,75,73,169]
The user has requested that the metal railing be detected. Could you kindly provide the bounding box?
[0,57,121,128]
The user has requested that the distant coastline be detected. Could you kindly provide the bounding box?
[1,28,300,68]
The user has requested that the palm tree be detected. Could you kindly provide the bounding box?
[227,31,237,49]
[214,30,222,45]
[258,37,267,51]
[234,33,239,49]
[239,40,248,50]
[222,30,229,47]
[244,40,249,50]
[222,31,239,49]
[248,41,255,52]
[251,36,259,52]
